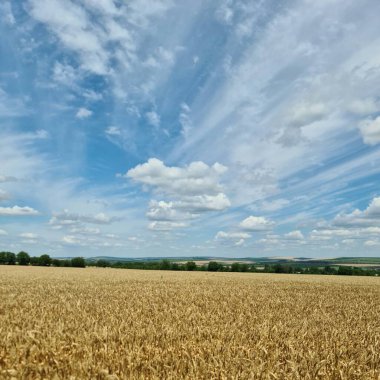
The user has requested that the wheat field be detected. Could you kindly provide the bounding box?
[0,266,379,379]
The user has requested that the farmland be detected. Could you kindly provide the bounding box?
[1,266,380,379]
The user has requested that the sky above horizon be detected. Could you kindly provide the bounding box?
[1,0,380,258]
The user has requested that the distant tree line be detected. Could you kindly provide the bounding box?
[90,259,379,276]
[0,252,85,268]
[1,252,378,276]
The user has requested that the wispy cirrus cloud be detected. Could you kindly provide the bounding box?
[1,0,380,257]
[0,206,40,216]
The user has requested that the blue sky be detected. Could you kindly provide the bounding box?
[1,0,380,258]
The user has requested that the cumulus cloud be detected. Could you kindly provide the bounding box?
[359,116,380,146]
[175,194,231,212]
[215,231,251,240]
[364,240,380,247]
[239,215,274,231]
[49,210,116,227]
[126,158,227,196]
[284,230,304,240]
[76,107,93,119]
[127,158,230,230]
[146,200,189,222]
[62,235,81,245]
[310,229,353,241]
[0,206,39,216]
[333,197,380,227]
[307,198,380,247]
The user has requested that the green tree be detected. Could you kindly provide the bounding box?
[159,259,171,270]
[17,251,30,266]
[0,252,16,265]
[30,256,40,266]
[6,252,16,265]
[39,254,51,266]
[71,257,86,268]
[171,262,180,271]
[231,262,241,272]
[96,259,110,268]
[0,252,8,264]
[338,266,353,276]
[61,260,72,267]
[51,259,62,267]
[240,263,249,272]
[207,261,220,272]
[185,261,197,271]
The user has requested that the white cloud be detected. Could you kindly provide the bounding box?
[83,89,103,101]
[148,221,188,231]
[127,158,230,230]
[175,193,231,212]
[289,102,328,127]
[364,240,380,247]
[333,197,380,227]
[359,116,380,146]
[20,232,38,239]
[62,235,81,245]
[69,226,101,235]
[179,103,192,137]
[239,216,274,231]
[235,238,245,246]
[258,235,280,245]
[35,130,49,139]
[146,193,230,230]
[82,0,120,16]
[347,98,379,115]
[214,232,247,247]
[0,1,15,25]
[215,231,251,240]
[215,2,234,25]
[126,158,227,196]
[147,200,188,222]
[105,126,121,136]
[0,206,39,216]
[342,239,355,245]
[49,210,116,226]
[146,111,160,127]
[0,176,18,183]
[76,107,93,119]
[0,189,10,201]
[53,61,79,86]
[252,198,290,212]
[284,230,304,240]
[0,229,8,236]
[28,0,110,75]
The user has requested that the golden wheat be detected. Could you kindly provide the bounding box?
[0,266,379,379]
